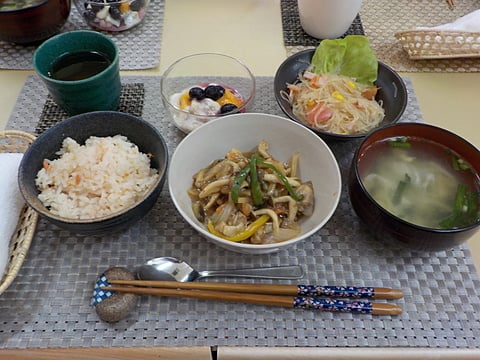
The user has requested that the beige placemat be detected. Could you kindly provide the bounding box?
[285,0,480,72]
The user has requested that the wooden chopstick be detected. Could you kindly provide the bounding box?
[108,279,404,299]
[102,285,403,316]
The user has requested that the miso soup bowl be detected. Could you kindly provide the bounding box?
[349,123,480,252]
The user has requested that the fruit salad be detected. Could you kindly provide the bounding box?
[79,0,149,32]
[169,83,246,132]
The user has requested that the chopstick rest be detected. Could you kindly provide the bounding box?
[102,285,403,316]
[108,279,404,299]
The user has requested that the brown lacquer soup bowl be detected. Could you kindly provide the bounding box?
[0,0,71,44]
[349,122,480,252]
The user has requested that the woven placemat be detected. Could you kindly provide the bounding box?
[36,83,145,135]
[283,0,480,72]
[0,0,164,70]
[281,0,364,47]
[1,75,479,349]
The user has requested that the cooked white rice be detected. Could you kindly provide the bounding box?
[35,135,159,220]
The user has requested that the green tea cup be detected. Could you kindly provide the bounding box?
[33,30,121,115]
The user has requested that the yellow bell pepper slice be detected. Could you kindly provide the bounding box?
[207,214,270,242]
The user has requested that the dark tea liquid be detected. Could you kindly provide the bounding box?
[49,51,111,81]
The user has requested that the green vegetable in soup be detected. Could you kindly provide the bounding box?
[439,184,479,229]
[310,35,378,85]
[388,137,411,148]
[392,173,411,205]
[448,150,471,171]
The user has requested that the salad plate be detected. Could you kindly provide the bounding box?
[274,45,408,141]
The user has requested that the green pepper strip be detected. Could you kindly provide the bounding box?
[207,214,270,242]
[230,166,251,203]
[250,154,264,206]
[258,159,304,202]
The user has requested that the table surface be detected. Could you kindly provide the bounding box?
[0,0,479,359]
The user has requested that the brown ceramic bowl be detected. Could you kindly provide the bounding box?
[0,0,71,44]
[349,123,480,252]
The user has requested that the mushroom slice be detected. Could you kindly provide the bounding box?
[296,181,315,216]
[253,208,280,234]
[199,178,231,198]
[272,195,298,224]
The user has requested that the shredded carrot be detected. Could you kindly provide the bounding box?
[43,159,51,171]
[309,74,321,88]
[303,71,316,80]
[287,84,301,96]
[215,203,227,213]
[361,86,378,100]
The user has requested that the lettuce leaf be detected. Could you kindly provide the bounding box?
[310,35,378,85]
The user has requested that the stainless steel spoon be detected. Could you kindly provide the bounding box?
[136,256,304,282]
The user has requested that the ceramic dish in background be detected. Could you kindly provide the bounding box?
[18,111,168,236]
[274,48,408,141]
[0,0,71,44]
[168,113,342,254]
[74,0,150,31]
[161,53,256,134]
[349,122,480,252]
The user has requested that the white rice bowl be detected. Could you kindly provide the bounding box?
[35,135,159,220]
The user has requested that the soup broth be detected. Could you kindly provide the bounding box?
[358,136,480,229]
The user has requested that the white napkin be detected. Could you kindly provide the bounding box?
[417,9,480,32]
[0,153,25,281]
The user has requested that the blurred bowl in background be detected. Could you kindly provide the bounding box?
[0,0,71,44]
[74,0,150,32]
[274,49,408,141]
[161,53,256,134]
[349,122,480,252]
[18,111,168,235]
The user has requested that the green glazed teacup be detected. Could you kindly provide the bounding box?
[33,30,121,115]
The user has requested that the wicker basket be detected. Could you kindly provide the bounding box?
[0,130,38,296]
[395,30,480,60]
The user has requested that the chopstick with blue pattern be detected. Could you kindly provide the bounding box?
[107,280,404,299]
[102,280,403,315]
